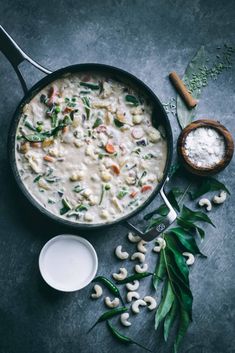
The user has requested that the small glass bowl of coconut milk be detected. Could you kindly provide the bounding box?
[39,235,98,292]
[177,119,234,176]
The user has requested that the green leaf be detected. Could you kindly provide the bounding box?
[174,308,191,353]
[144,205,168,221]
[82,97,91,119]
[168,162,181,178]
[177,217,205,239]
[93,117,103,128]
[168,188,183,212]
[155,281,174,330]
[80,81,100,90]
[125,94,139,106]
[145,216,164,232]
[114,118,124,127]
[176,46,207,129]
[181,205,215,227]
[144,188,182,221]
[164,299,178,342]
[23,123,67,142]
[190,177,230,200]
[170,227,206,256]
[165,235,189,281]
[153,250,166,289]
[24,120,36,131]
[167,262,193,318]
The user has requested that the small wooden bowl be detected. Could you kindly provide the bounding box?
[177,119,234,176]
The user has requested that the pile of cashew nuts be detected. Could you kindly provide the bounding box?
[90,231,174,327]
[198,191,227,212]
[90,230,199,326]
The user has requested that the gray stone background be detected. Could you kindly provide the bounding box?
[0,0,234,352]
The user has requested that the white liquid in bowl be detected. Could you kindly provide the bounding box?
[39,235,98,292]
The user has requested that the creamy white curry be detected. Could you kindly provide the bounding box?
[15,73,167,224]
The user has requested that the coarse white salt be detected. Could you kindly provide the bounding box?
[184,127,225,168]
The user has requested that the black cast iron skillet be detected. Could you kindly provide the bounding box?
[0,26,177,241]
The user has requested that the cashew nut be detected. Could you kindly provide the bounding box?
[126,291,140,303]
[153,237,166,253]
[127,232,141,243]
[115,245,129,260]
[126,280,140,291]
[131,299,147,314]
[213,191,227,204]
[135,263,148,273]
[91,284,103,299]
[144,296,157,310]
[131,252,145,263]
[198,198,212,211]
[112,267,128,281]
[183,252,195,266]
[120,312,131,327]
[137,240,147,254]
[104,297,120,308]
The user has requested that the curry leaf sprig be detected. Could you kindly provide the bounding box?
[145,176,229,353]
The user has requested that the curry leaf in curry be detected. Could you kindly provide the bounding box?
[125,94,139,106]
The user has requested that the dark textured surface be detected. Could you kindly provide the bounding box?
[0,1,235,353]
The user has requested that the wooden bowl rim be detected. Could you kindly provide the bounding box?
[177,119,234,176]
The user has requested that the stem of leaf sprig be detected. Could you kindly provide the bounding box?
[177,183,192,206]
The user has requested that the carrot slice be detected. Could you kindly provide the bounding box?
[30,142,42,148]
[43,155,55,163]
[105,143,116,154]
[62,126,69,134]
[63,107,73,114]
[111,164,120,175]
[141,185,152,193]
[130,191,138,198]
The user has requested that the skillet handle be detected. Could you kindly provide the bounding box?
[126,178,177,242]
[0,25,52,93]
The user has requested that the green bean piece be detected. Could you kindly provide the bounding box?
[80,81,100,90]
[92,276,125,305]
[115,272,153,284]
[87,307,127,333]
[107,321,152,352]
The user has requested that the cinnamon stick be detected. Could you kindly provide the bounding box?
[169,71,197,109]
